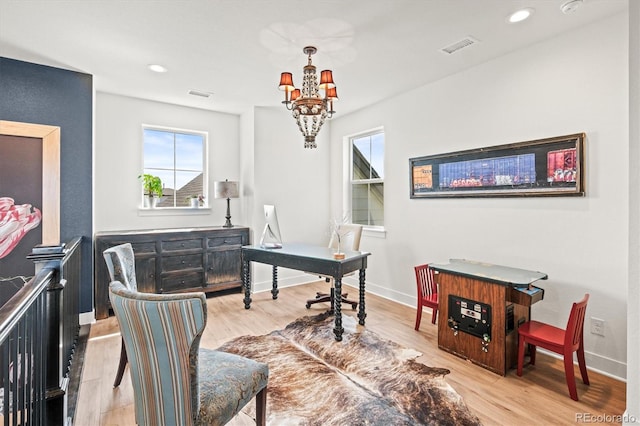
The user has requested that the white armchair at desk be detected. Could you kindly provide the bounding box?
[305,224,363,312]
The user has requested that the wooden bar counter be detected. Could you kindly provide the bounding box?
[430,259,547,376]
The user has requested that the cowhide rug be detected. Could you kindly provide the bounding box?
[217,312,481,425]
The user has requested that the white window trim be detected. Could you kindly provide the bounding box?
[139,124,209,214]
[342,126,385,234]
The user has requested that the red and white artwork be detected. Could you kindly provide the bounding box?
[0,197,42,259]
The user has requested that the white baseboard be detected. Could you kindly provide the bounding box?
[79,310,96,325]
[537,348,626,382]
[252,274,319,294]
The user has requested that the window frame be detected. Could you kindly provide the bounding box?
[140,124,209,213]
[343,127,385,232]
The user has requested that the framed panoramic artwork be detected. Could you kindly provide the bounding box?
[409,133,585,198]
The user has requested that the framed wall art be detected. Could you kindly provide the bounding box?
[409,133,585,198]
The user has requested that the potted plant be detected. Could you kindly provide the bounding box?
[138,174,163,208]
[186,194,205,208]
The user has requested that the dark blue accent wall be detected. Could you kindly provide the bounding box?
[0,57,93,313]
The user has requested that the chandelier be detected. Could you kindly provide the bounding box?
[278,46,338,149]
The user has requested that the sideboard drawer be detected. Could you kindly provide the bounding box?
[131,241,157,254]
[207,235,243,248]
[162,254,203,272]
[159,270,205,293]
[162,238,203,252]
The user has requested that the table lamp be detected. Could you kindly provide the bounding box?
[214,179,239,227]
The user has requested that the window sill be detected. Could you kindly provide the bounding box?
[363,226,386,238]
[138,207,212,217]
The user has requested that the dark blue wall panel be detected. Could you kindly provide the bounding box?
[0,57,93,313]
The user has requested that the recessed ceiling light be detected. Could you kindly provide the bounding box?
[561,0,583,14]
[507,8,535,23]
[148,64,168,73]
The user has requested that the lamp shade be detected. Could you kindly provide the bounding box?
[278,72,294,92]
[325,87,338,100]
[213,180,239,199]
[319,69,335,90]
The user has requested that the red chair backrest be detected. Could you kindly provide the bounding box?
[414,264,437,298]
[564,294,590,350]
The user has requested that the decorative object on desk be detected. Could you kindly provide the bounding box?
[409,133,585,198]
[306,223,362,311]
[217,313,480,425]
[278,46,338,149]
[259,204,283,249]
[214,179,239,227]
[138,173,163,208]
[330,216,351,259]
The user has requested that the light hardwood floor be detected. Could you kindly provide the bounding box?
[75,281,626,425]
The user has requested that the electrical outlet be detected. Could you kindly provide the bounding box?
[590,317,605,336]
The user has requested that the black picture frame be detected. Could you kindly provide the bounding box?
[409,133,585,198]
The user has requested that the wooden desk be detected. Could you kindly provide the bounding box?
[430,259,547,375]
[241,243,370,341]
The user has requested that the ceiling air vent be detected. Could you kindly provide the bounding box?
[188,89,212,98]
[440,36,480,55]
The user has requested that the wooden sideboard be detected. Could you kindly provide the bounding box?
[94,226,249,319]
[430,259,547,376]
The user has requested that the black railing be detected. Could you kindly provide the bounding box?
[0,237,82,425]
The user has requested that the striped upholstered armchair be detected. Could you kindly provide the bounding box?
[109,281,268,425]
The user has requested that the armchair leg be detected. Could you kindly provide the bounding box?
[255,387,267,426]
[431,308,438,324]
[113,338,128,387]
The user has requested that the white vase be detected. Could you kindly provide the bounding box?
[144,196,158,208]
[190,198,199,208]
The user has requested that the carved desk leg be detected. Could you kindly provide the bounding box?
[333,277,344,341]
[358,268,367,325]
[271,265,279,299]
[243,259,252,309]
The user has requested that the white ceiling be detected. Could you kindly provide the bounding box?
[0,0,628,116]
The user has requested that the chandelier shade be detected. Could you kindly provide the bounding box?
[278,46,338,149]
[278,72,294,91]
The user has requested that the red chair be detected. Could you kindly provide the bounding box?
[517,294,590,401]
[414,264,438,330]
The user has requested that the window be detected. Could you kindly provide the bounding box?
[350,129,384,227]
[142,126,207,208]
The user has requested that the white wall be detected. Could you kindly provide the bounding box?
[330,14,629,379]
[627,1,639,422]
[95,92,241,231]
[248,107,332,287]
